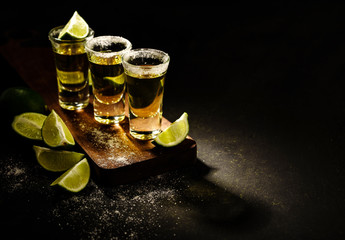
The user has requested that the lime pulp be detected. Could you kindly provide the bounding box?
[33,145,84,172]
[58,11,89,40]
[42,110,75,147]
[51,158,90,192]
[154,112,189,147]
[11,112,47,140]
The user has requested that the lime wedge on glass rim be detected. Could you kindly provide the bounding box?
[58,11,89,40]
[11,112,47,140]
[154,112,189,147]
[42,110,75,147]
[33,145,84,172]
[51,158,90,192]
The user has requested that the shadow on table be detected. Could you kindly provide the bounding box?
[101,158,271,239]
[176,159,271,235]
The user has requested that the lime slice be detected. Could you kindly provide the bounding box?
[51,158,90,192]
[154,112,189,147]
[42,110,75,147]
[58,11,89,40]
[11,112,47,140]
[33,145,84,172]
[104,73,125,85]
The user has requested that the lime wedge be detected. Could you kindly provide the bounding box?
[58,11,89,40]
[33,145,84,172]
[104,73,125,85]
[42,110,75,147]
[51,158,90,192]
[11,112,47,140]
[154,112,189,147]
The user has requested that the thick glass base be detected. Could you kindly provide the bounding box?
[128,110,162,140]
[59,99,89,110]
[129,129,161,140]
[94,114,125,125]
[93,98,125,125]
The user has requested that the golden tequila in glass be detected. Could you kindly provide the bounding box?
[85,36,132,124]
[48,26,94,110]
[123,49,170,140]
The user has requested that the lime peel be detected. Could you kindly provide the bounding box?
[154,112,189,147]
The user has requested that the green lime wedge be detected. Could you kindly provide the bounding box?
[58,11,89,40]
[104,73,125,85]
[42,110,75,147]
[11,112,47,140]
[154,112,189,147]
[33,145,84,172]
[51,158,90,192]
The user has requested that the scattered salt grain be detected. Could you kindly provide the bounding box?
[0,155,28,192]
[73,117,142,168]
[49,173,183,239]
[7,167,25,176]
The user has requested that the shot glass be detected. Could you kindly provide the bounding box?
[122,48,170,140]
[85,36,132,124]
[48,26,94,110]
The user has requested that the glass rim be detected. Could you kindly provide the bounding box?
[48,25,95,43]
[122,48,170,75]
[85,35,132,57]
[122,48,170,65]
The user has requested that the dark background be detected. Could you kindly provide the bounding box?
[1,1,345,239]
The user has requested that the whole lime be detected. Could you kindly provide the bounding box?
[0,87,46,117]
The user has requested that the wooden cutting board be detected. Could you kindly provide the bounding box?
[0,38,197,184]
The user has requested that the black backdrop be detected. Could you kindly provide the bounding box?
[1,1,345,239]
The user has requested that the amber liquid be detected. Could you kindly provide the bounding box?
[88,49,126,124]
[90,62,125,104]
[53,51,89,110]
[126,73,164,118]
[125,64,165,140]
